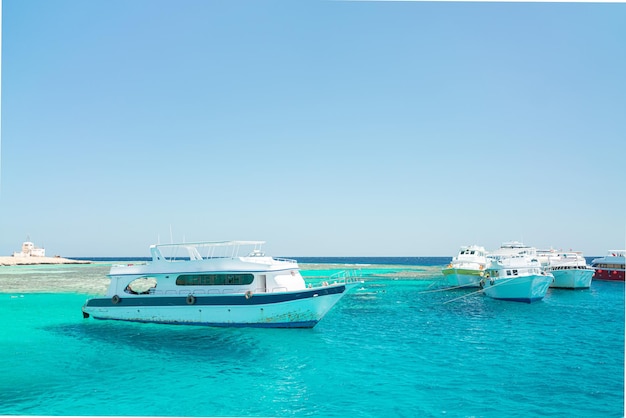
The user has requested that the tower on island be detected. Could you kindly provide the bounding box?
[13,240,46,257]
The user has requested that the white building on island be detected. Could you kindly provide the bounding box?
[13,240,46,257]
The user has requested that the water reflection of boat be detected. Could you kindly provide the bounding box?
[82,241,360,328]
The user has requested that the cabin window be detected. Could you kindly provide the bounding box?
[596,263,623,269]
[176,273,254,286]
[506,270,511,276]
[512,269,518,275]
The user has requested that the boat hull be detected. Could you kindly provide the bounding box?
[83,284,348,328]
[592,269,625,282]
[481,274,553,303]
[590,252,625,282]
[442,268,483,288]
[550,269,594,289]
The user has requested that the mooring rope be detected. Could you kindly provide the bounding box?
[419,282,481,294]
[442,277,518,304]
[442,288,483,304]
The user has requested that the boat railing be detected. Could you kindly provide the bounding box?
[153,241,270,261]
[329,269,363,285]
[112,262,148,268]
[273,257,298,264]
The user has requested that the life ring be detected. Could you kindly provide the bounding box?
[245,290,253,299]
[112,295,120,304]
[186,294,196,305]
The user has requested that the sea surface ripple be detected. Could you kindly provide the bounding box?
[0,259,623,416]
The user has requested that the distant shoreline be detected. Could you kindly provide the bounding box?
[0,256,92,266]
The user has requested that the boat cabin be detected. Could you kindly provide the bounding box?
[107,241,307,298]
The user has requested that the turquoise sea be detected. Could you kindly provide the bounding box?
[0,258,623,417]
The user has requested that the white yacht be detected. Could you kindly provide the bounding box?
[537,250,594,289]
[82,241,360,328]
[492,241,536,257]
[480,242,553,303]
[442,245,488,287]
[481,253,554,303]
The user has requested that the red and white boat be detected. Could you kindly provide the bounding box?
[591,250,625,282]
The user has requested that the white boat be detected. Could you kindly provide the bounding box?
[442,245,488,287]
[82,241,360,328]
[492,241,536,257]
[537,249,594,289]
[481,244,553,303]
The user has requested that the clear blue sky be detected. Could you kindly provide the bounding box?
[1,0,625,257]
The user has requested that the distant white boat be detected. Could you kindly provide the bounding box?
[82,240,360,328]
[492,241,536,257]
[442,245,487,288]
[12,240,45,257]
[537,250,594,289]
[481,242,553,303]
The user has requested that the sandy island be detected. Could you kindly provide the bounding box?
[0,256,92,266]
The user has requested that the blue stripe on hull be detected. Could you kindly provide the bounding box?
[550,285,590,290]
[490,297,543,304]
[86,285,345,308]
[90,316,318,328]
